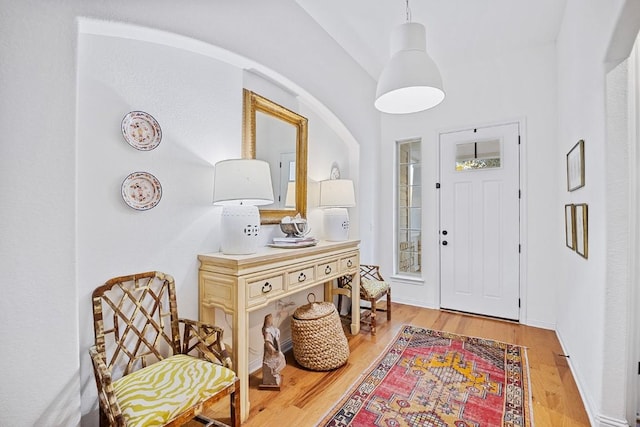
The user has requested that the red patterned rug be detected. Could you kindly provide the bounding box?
[320,325,532,427]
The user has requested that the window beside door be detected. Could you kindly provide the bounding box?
[397,139,422,276]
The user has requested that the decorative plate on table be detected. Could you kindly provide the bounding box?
[121,111,162,151]
[121,172,162,210]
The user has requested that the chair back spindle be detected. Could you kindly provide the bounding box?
[91,271,180,380]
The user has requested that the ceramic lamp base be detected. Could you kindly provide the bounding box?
[220,205,261,254]
[323,207,350,241]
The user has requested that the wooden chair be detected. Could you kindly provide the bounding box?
[337,264,391,335]
[89,271,240,427]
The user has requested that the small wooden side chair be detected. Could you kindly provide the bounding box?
[89,271,240,427]
[337,264,391,335]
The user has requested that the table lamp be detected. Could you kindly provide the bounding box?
[319,179,355,241]
[213,159,274,254]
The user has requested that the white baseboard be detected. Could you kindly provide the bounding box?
[555,329,599,426]
[597,414,630,427]
[556,330,633,426]
[390,297,437,309]
[522,318,555,330]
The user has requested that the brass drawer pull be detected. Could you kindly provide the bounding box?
[298,273,306,282]
[261,282,272,293]
[325,265,332,275]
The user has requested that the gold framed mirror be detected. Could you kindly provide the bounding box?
[242,89,308,224]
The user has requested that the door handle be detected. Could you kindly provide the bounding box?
[442,241,448,246]
[442,230,448,235]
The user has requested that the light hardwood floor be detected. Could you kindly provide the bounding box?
[203,303,591,426]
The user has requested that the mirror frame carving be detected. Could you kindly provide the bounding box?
[242,89,308,224]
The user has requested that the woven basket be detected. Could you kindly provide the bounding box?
[291,294,349,371]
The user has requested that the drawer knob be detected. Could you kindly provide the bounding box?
[298,272,306,282]
[261,282,272,293]
[347,260,353,267]
[325,265,332,275]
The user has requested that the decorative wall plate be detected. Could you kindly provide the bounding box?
[121,172,162,210]
[121,111,162,151]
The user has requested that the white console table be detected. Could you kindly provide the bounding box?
[198,240,360,422]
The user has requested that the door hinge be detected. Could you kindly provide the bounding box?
[436,183,441,189]
[519,244,521,253]
[518,135,521,145]
[518,298,521,308]
[637,361,640,375]
[519,190,521,199]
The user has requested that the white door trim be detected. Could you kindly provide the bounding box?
[436,118,528,323]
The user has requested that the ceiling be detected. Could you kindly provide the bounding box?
[296,0,568,80]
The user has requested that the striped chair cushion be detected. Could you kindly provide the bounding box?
[112,354,236,427]
[360,278,391,300]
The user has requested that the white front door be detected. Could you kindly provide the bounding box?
[439,123,520,320]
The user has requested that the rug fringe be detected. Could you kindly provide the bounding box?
[523,347,535,427]
[413,324,530,349]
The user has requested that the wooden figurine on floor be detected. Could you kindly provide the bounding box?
[259,313,286,390]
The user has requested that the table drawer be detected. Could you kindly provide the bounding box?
[288,265,315,290]
[247,274,284,307]
[340,254,358,272]
[317,260,339,280]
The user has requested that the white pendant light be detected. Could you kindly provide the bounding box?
[375,2,445,114]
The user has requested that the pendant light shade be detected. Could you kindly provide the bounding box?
[375,22,445,114]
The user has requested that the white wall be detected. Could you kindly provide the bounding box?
[0,4,82,426]
[556,0,640,425]
[605,53,636,427]
[0,1,377,425]
[556,3,609,417]
[378,42,558,329]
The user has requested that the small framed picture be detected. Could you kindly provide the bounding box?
[575,203,588,259]
[564,204,576,250]
[567,140,585,191]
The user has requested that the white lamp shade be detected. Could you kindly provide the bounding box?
[319,179,355,208]
[213,159,274,206]
[375,22,445,114]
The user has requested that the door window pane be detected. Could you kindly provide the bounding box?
[397,140,422,276]
[455,139,501,171]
